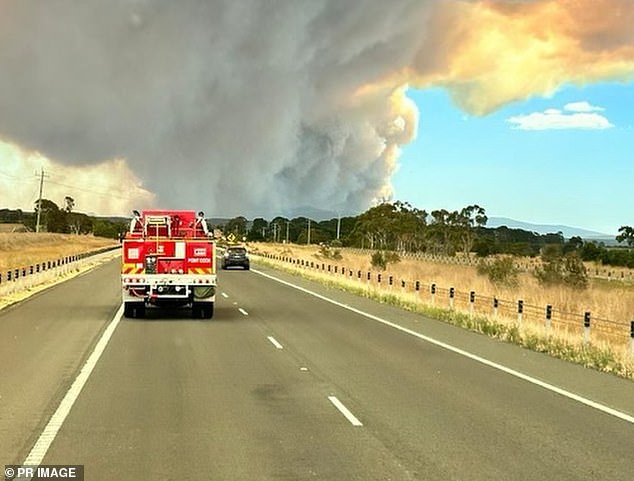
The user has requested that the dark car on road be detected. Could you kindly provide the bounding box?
[221,246,250,270]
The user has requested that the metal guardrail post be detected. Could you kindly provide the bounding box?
[584,312,591,345]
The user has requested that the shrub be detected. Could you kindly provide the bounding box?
[477,256,519,287]
[535,251,588,289]
[370,250,400,270]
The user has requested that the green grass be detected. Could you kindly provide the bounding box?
[253,255,634,380]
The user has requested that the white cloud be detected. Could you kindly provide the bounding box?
[564,101,605,113]
[507,103,613,130]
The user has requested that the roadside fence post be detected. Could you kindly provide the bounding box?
[545,305,552,334]
[469,291,475,318]
[431,283,436,305]
[630,321,634,357]
[415,280,420,297]
[517,300,524,325]
[583,312,591,345]
[493,297,498,317]
[449,287,455,310]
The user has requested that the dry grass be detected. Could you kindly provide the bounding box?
[249,243,634,349]
[0,233,119,273]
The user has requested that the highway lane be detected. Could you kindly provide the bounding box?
[3,259,634,480]
[0,260,122,464]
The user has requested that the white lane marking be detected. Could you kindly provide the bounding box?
[23,304,124,465]
[221,292,229,298]
[251,268,634,426]
[328,396,363,427]
[238,308,249,316]
[267,336,284,349]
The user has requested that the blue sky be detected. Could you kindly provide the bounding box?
[393,83,634,235]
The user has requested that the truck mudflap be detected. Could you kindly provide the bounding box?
[193,285,216,300]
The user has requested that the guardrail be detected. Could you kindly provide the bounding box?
[256,252,634,356]
[0,245,120,298]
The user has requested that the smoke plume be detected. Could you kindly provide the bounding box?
[1,0,633,217]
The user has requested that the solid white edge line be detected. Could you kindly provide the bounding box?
[328,396,363,426]
[238,307,249,316]
[267,336,284,349]
[251,268,634,426]
[23,303,124,465]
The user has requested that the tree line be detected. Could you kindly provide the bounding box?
[0,199,126,239]
[3,198,632,269]
[220,201,634,269]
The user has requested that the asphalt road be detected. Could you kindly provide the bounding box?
[1,258,633,480]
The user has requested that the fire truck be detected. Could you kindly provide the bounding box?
[121,210,217,319]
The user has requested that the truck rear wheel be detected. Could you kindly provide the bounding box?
[124,302,145,319]
[192,302,214,319]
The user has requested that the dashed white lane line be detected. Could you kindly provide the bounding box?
[23,303,124,466]
[221,292,229,298]
[267,336,284,349]
[251,268,634,426]
[238,308,249,316]
[328,396,363,427]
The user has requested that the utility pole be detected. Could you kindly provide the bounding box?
[336,213,341,240]
[307,218,311,245]
[35,168,47,233]
[286,221,289,244]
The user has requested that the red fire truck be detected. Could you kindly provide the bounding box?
[121,210,217,319]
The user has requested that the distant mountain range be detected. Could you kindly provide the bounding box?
[486,217,615,241]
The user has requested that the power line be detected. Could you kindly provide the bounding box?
[0,169,37,183]
[45,178,141,200]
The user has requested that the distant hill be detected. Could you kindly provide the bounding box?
[487,217,615,242]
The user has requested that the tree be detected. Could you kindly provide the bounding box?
[455,204,488,258]
[351,202,398,250]
[563,235,583,254]
[34,199,68,233]
[428,209,456,255]
[224,216,248,239]
[477,256,519,287]
[64,196,75,213]
[247,217,268,241]
[616,226,634,247]
[68,212,93,234]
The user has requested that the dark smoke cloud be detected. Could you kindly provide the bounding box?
[2,0,633,217]
[0,0,426,216]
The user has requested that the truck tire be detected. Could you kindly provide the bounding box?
[192,302,214,319]
[124,302,145,319]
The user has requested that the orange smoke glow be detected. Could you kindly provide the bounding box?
[360,0,634,115]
